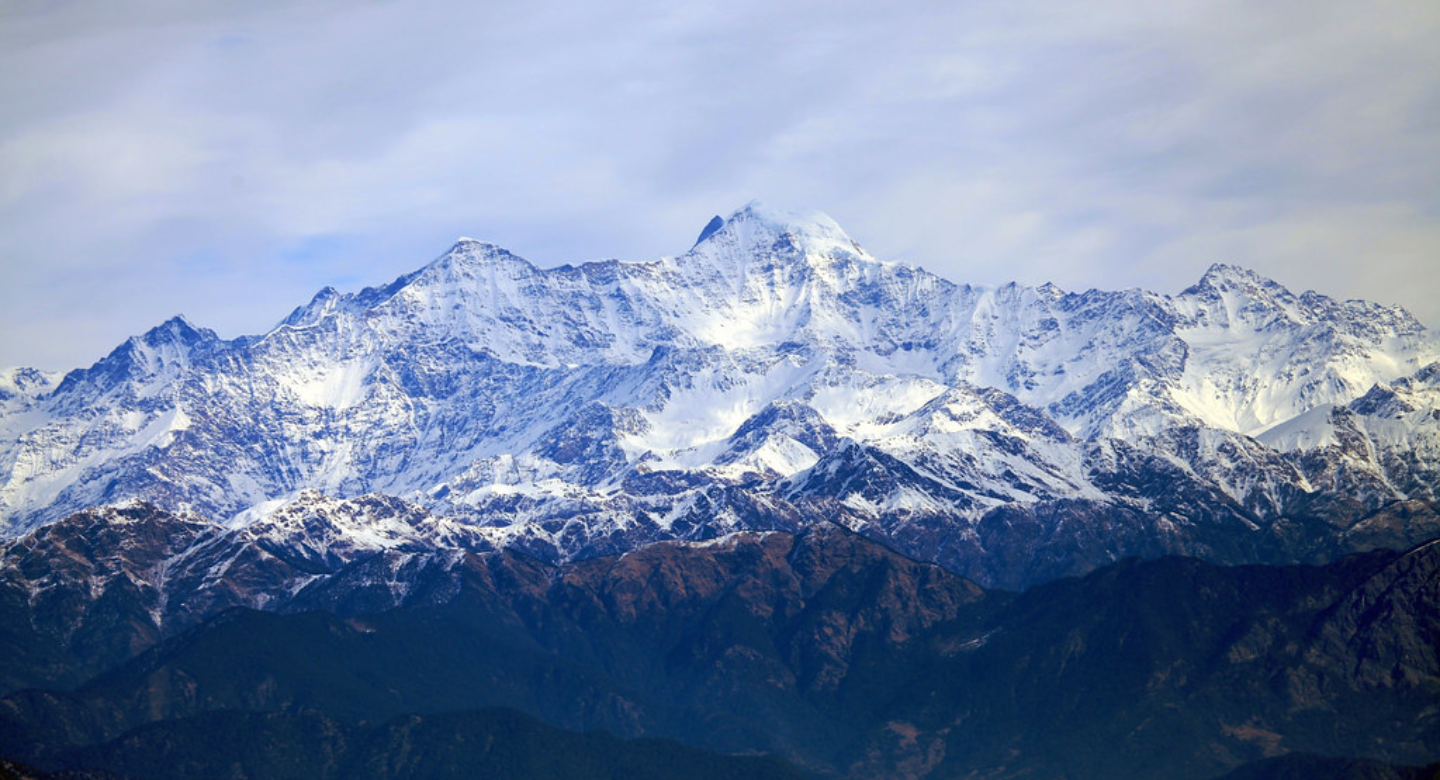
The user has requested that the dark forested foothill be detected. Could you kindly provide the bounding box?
[1,525,1435,780]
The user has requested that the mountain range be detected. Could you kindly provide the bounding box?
[1,202,1438,779]
[2,202,1438,588]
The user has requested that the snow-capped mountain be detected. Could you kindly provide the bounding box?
[1,202,1437,588]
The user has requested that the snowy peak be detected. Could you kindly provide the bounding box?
[1187,262,1290,297]
[272,237,669,367]
[727,201,856,244]
[265,202,899,370]
[276,242,530,333]
[279,286,343,329]
[52,315,216,400]
[388,239,543,316]
[690,201,868,266]
[430,237,531,272]
[1176,262,1425,339]
[1176,263,1306,331]
[657,202,949,355]
[140,315,214,349]
[1162,261,1439,436]
[711,400,842,480]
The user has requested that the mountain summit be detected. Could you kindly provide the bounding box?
[1,205,1437,587]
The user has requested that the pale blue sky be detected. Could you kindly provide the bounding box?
[2,0,1437,369]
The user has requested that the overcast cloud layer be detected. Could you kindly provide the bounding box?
[2,0,1437,370]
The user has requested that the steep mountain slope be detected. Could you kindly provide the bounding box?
[0,203,1436,588]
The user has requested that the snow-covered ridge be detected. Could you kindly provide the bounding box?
[0,203,1436,587]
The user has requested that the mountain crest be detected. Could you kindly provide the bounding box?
[685,202,868,267]
[1181,262,1299,305]
[143,315,212,346]
[730,201,859,250]
[52,315,217,399]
